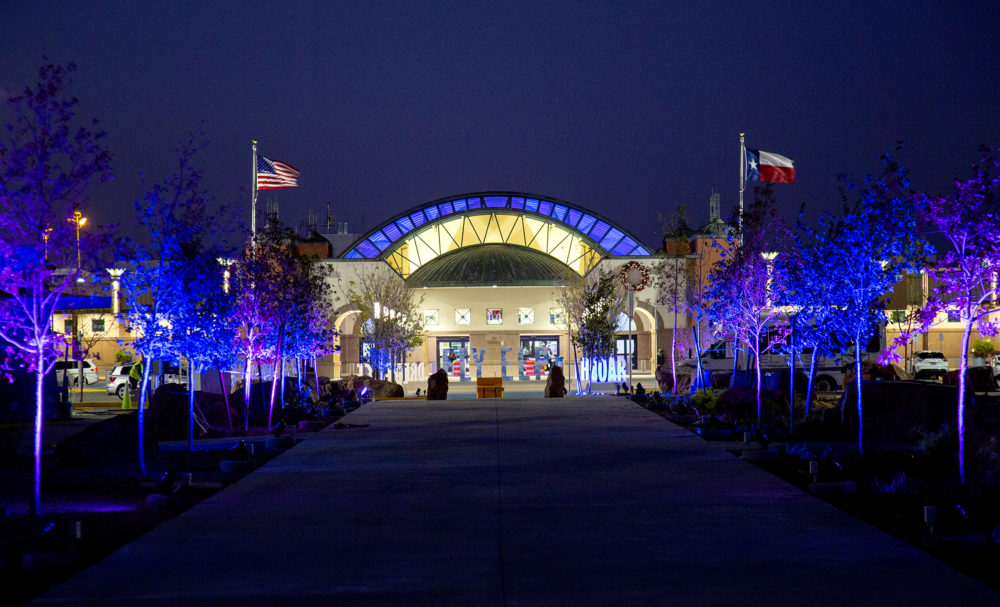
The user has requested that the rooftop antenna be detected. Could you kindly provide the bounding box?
[307,208,317,233]
[326,202,333,233]
[709,189,721,223]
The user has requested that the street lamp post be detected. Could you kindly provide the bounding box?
[68,210,87,282]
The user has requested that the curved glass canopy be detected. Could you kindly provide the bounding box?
[342,192,652,279]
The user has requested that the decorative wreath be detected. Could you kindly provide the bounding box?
[620,260,650,292]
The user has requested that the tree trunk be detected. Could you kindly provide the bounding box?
[668,308,677,395]
[219,369,233,433]
[243,355,253,432]
[788,325,795,434]
[313,356,320,400]
[754,336,762,421]
[32,359,44,515]
[855,336,864,457]
[730,341,738,388]
[138,360,152,475]
[805,348,818,416]
[188,370,196,452]
[959,319,972,485]
[692,325,706,393]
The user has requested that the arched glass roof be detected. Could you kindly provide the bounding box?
[341,192,652,278]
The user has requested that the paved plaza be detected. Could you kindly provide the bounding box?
[34,396,1000,606]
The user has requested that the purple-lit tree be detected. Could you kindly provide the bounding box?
[0,63,112,514]
[119,138,218,472]
[706,189,789,421]
[281,265,338,402]
[903,148,1000,483]
[823,153,932,456]
[230,222,323,429]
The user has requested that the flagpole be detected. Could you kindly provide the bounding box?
[252,140,258,238]
[739,132,746,246]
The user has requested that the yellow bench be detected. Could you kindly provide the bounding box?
[476,377,504,399]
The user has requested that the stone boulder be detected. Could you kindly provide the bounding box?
[544,365,566,397]
[427,368,449,400]
[655,365,693,395]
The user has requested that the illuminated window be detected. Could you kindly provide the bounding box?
[487,308,503,325]
[383,212,602,278]
[518,307,534,325]
[92,318,106,333]
[423,309,439,326]
[455,308,471,325]
[549,308,564,325]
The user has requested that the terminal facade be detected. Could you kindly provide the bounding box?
[316,191,721,386]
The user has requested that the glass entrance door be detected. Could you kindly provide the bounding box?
[615,335,637,370]
[437,337,469,376]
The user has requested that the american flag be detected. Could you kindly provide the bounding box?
[256,156,300,189]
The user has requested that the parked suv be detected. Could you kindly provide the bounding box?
[106,363,134,400]
[53,358,100,386]
[912,351,949,379]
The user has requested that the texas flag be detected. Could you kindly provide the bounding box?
[745,149,795,183]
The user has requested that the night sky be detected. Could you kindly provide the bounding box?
[4,1,999,251]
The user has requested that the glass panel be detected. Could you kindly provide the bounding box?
[482,213,505,243]
[599,228,624,251]
[453,198,468,212]
[525,198,539,213]
[424,205,440,221]
[382,223,402,243]
[632,244,651,255]
[494,213,520,242]
[576,213,596,235]
[537,200,553,216]
[510,197,525,210]
[438,217,464,252]
[484,196,507,208]
[565,208,582,228]
[467,197,481,210]
[345,249,363,259]
[410,210,427,227]
[439,201,454,216]
[611,236,637,255]
[522,217,548,251]
[552,204,567,221]
[460,216,484,247]
[357,241,379,258]
[505,216,527,246]
[396,216,415,233]
[370,230,392,251]
[589,220,610,243]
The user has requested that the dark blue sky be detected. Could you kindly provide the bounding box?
[4,1,999,250]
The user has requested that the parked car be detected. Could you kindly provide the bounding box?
[53,358,100,386]
[912,351,949,380]
[106,363,134,399]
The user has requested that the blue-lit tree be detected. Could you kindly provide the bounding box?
[823,153,932,456]
[0,63,112,514]
[119,137,219,472]
[900,148,1000,483]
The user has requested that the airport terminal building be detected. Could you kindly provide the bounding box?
[317,192,691,386]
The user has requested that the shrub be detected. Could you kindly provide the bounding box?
[972,339,995,360]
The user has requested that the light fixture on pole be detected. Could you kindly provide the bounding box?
[68,210,87,282]
[216,258,235,293]
[107,268,124,315]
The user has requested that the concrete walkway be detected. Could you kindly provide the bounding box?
[34,397,999,606]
